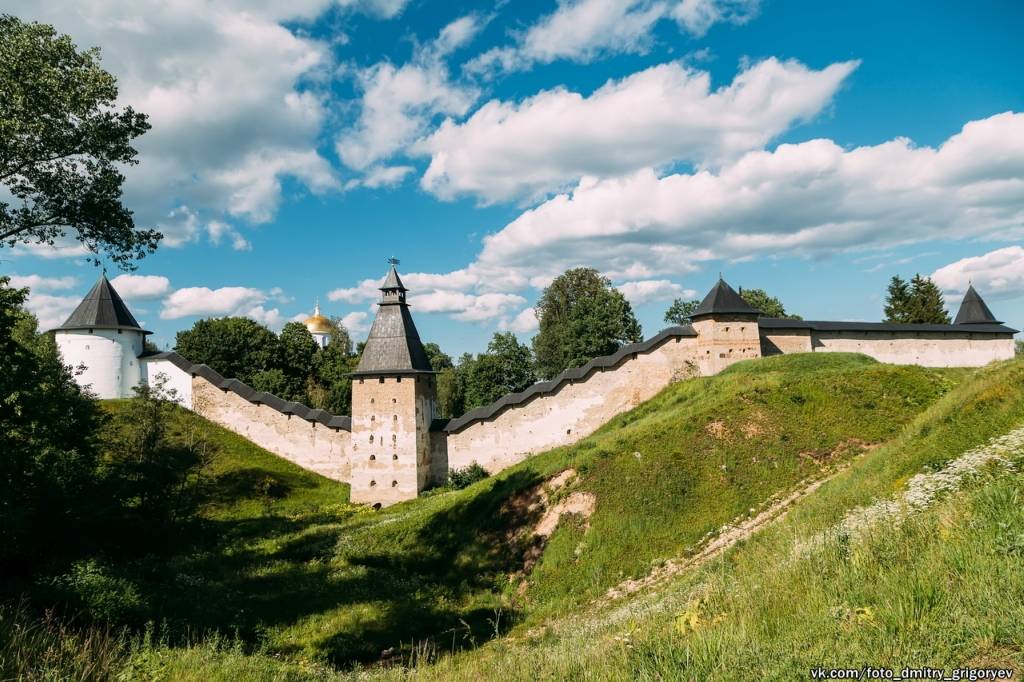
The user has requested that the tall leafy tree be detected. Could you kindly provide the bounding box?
[465,333,536,410]
[907,274,951,324]
[174,317,280,386]
[278,322,318,400]
[664,298,700,325]
[884,275,913,322]
[0,15,160,267]
[738,288,801,319]
[533,268,643,379]
[327,316,353,355]
[423,342,454,371]
[884,274,950,323]
[309,343,360,415]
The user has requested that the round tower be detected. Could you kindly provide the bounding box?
[52,274,150,399]
[304,301,332,348]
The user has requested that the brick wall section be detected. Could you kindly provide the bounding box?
[192,376,351,481]
[445,336,700,474]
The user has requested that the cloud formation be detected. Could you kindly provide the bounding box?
[472,112,1024,284]
[420,58,858,203]
[8,274,78,291]
[468,0,759,75]
[932,246,1024,301]
[618,279,693,305]
[160,285,285,324]
[336,16,481,175]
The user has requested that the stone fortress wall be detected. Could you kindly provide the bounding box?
[139,352,352,482]
[57,273,1017,507]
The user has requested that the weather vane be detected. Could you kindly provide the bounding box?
[387,256,400,266]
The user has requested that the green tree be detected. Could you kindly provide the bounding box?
[533,268,643,379]
[278,322,318,400]
[99,378,210,531]
[1016,340,1024,357]
[739,288,801,320]
[0,277,102,568]
[465,332,536,410]
[174,317,279,386]
[907,274,951,324]
[327,316,353,355]
[884,274,950,324]
[884,275,913,322]
[423,342,453,371]
[0,16,160,268]
[309,344,360,415]
[664,298,700,325]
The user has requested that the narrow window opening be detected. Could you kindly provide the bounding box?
[392,398,397,403]
[397,377,402,383]
[392,454,398,460]
[391,434,397,443]
[359,378,364,384]
[391,480,398,487]
[393,414,398,421]
[369,454,375,461]
[370,480,377,487]
[379,377,384,384]
[369,435,374,444]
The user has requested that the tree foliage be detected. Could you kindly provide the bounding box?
[0,15,160,268]
[739,288,801,320]
[533,268,642,379]
[174,318,280,387]
[664,298,700,325]
[464,333,536,410]
[0,277,102,571]
[884,274,950,324]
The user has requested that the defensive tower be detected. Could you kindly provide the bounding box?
[690,277,763,374]
[349,260,437,506]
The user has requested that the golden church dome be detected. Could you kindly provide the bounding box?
[304,302,333,335]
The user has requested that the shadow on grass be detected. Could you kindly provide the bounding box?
[112,469,546,668]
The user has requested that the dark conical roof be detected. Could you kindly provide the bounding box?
[56,274,148,332]
[380,265,407,291]
[954,285,1001,325]
[691,278,760,318]
[354,265,432,375]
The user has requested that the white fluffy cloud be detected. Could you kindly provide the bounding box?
[618,279,694,305]
[471,112,1024,283]
[23,294,82,331]
[672,0,759,36]
[336,16,481,173]
[341,311,371,334]
[161,286,275,321]
[500,307,539,333]
[932,246,1024,301]
[109,274,172,300]
[420,58,858,202]
[468,0,759,74]
[409,290,527,321]
[8,274,78,291]
[8,0,341,250]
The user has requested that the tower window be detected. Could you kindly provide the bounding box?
[370,480,376,487]
[392,454,398,460]
[393,414,398,421]
[369,435,374,444]
[359,378,364,384]
[397,377,402,383]
[392,398,397,403]
[369,454,375,461]
[371,416,375,422]
[370,398,375,404]
[392,434,397,442]
[391,480,398,487]
[379,377,384,384]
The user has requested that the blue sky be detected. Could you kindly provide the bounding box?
[5,0,1024,355]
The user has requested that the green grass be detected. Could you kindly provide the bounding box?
[12,352,1018,680]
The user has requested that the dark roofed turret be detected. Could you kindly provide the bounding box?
[954,285,1001,325]
[55,273,149,333]
[691,277,761,320]
[353,261,433,375]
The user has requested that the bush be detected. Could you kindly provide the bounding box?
[448,462,490,489]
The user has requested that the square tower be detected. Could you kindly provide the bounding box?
[690,278,762,375]
[349,262,437,506]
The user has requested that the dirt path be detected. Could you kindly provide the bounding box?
[598,461,854,605]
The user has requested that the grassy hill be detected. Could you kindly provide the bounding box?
[8,353,1024,680]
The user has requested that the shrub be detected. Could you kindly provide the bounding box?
[448,462,490,489]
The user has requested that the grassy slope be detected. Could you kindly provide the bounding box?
[350,356,1024,681]
[88,353,956,675]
